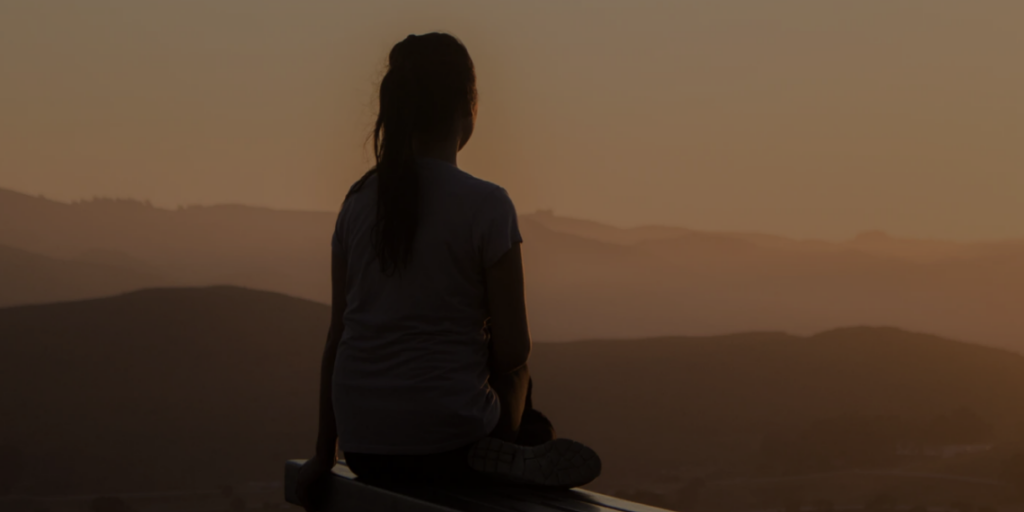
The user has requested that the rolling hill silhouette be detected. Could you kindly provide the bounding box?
[530,328,1024,487]
[0,244,167,307]
[4,287,1024,500]
[2,187,1024,350]
[517,214,1024,351]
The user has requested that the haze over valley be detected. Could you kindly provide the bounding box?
[3,187,1023,352]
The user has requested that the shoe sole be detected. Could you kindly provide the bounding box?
[467,437,602,488]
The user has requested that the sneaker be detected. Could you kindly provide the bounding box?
[467,437,602,488]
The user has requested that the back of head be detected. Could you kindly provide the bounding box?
[364,33,477,275]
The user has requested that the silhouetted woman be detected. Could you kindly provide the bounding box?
[295,33,600,505]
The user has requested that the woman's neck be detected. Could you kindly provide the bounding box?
[413,134,460,166]
[414,147,457,166]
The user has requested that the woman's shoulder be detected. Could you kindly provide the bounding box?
[421,163,517,226]
[424,160,507,197]
[447,171,514,219]
[453,172,506,198]
[344,169,379,200]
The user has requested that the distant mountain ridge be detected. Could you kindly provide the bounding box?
[526,208,1008,263]
[2,187,1023,350]
[3,287,1024,497]
[0,187,335,302]
[516,211,1024,350]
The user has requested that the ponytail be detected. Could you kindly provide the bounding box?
[351,33,476,275]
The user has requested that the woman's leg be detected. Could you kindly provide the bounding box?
[471,371,600,487]
[487,364,531,442]
[516,378,556,446]
[488,367,556,446]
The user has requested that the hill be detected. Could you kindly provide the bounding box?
[3,187,1024,350]
[0,287,329,496]
[530,328,1024,485]
[525,208,991,263]
[0,244,168,307]
[4,287,1024,509]
[517,213,1024,350]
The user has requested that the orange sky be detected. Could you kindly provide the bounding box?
[1,1,1021,240]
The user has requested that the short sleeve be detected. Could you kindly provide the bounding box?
[331,205,347,255]
[472,186,522,268]
[333,173,372,255]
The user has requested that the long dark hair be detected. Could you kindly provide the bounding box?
[348,33,477,275]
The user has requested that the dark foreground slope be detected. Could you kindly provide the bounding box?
[0,287,329,495]
[530,330,1024,486]
[3,287,1024,505]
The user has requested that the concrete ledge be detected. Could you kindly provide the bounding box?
[284,459,672,512]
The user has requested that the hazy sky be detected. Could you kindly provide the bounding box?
[1,1,1021,240]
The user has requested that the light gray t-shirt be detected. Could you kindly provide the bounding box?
[330,158,522,455]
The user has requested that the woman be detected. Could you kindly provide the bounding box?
[296,33,600,505]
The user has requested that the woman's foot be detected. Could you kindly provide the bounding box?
[467,437,601,488]
[515,408,556,447]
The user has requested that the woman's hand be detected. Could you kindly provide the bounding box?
[295,455,336,512]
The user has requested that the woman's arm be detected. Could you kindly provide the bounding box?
[485,243,532,442]
[315,251,347,459]
[296,251,347,511]
[485,243,531,375]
